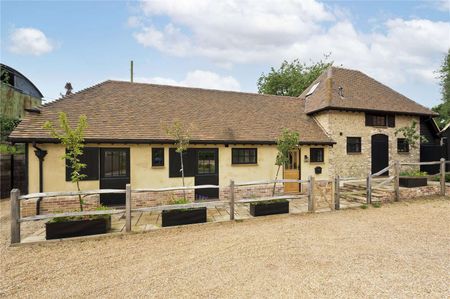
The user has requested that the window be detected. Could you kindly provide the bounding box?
[103,150,128,177]
[397,138,409,153]
[310,148,324,162]
[65,147,99,181]
[169,148,196,177]
[152,148,164,167]
[198,151,216,174]
[232,148,257,164]
[347,137,362,153]
[365,113,395,127]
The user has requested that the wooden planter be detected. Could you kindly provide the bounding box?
[399,176,428,188]
[46,216,111,240]
[250,200,289,217]
[161,207,207,227]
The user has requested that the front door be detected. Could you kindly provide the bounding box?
[194,149,219,200]
[100,148,130,205]
[371,134,389,176]
[284,149,301,193]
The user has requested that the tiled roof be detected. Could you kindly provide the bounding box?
[301,67,437,116]
[10,80,334,144]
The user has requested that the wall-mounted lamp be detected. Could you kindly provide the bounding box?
[304,155,309,162]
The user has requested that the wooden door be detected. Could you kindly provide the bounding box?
[371,134,389,176]
[100,148,130,205]
[284,149,300,193]
[194,149,219,200]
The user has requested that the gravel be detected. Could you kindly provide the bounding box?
[1,197,449,298]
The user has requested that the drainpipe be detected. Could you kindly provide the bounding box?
[32,142,47,215]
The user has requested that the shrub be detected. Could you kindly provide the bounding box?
[400,170,428,177]
[361,204,368,209]
[372,202,382,208]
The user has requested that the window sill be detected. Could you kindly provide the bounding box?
[397,152,410,155]
[231,163,258,166]
[152,165,165,169]
[347,152,362,155]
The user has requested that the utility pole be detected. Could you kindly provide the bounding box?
[130,60,134,83]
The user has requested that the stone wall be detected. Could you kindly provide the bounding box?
[313,110,420,178]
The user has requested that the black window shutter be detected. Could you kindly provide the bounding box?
[66,147,99,181]
[388,115,395,127]
[365,113,372,126]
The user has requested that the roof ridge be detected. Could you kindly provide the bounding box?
[42,80,112,108]
[107,79,301,100]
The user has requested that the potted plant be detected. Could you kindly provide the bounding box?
[399,170,428,188]
[250,199,289,217]
[43,112,111,239]
[45,206,112,240]
[161,198,207,227]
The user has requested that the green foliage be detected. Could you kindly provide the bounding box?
[0,116,20,142]
[400,170,428,177]
[372,202,382,208]
[432,173,450,182]
[0,143,25,154]
[171,197,190,205]
[0,66,10,84]
[257,55,333,97]
[394,120,427,149]
[276,129,300,166]
[43,112,88,211]
[433,49,450,127]
[49,206,111,223]
[361,204,368,209]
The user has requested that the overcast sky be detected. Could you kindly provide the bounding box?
[1,0,449,108]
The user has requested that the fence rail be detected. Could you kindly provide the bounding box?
[10,160,449,245]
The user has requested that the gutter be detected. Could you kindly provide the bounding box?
[32,142,47,215]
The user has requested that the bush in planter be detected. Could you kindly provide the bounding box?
[161,197,207,227]
[46,206,112,240]
[250,199,289,217]
[399,170,428,188]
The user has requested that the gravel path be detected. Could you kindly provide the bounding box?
[1,197,449,298]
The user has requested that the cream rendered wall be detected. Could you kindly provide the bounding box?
[28,143,332,193]
[313,110,420,178]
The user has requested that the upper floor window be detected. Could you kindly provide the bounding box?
[397,138,409,153]
[232,148,257,164]
[365,113,395,127]
[310,148,324,163]
[347,137,361,153]
[152,148,164,167]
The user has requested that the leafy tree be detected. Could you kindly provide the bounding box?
[0,116,20,142]
[433,49,450,127]
[257,55,333,97]
[273,129,300,195]
[44,112,88,211]
[165,120,191,200]
[395,120,427,149]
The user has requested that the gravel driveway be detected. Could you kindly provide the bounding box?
[1,197,449,298]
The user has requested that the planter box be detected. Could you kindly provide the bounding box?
[399,176,428,188]
[162,207,207,227]
[46,216,111,240]
[250,200,289,217]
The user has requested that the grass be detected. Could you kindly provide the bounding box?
[372,202,382,208]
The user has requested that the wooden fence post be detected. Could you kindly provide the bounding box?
[394,161,400,201]
[366,173,372,204]
[308,176,315,212]
[125,184,131,232]
[10,189,20,244]
[334,176,340,210]
[229,180,235,220]
[440,158,445,196]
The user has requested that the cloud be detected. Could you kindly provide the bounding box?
[131,0,450,87]
[9,27,55,55]
[134,70,241,91]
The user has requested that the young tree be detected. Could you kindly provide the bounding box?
[257,55,333,97]
[273,129,300,195]
[395,120,427,149]
[165,121,191,200]
[433,49,450,127]
[44,112,88,211]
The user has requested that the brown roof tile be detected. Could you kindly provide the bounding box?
[301,67,437,116]
[10,81,334,144]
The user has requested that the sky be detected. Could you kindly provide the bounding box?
[1,0,449,108]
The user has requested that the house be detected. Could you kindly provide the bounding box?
[9,67,437,215]
[1,63,43,119]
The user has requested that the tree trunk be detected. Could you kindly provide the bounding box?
[76,180,83,211]
[272,165,281,196]
[180,151,186,200]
